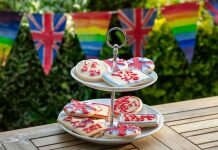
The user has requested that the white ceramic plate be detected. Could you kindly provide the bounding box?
[70,67,158,92]
[58,99,164,145]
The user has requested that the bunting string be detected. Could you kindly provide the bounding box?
[0,1,218,75]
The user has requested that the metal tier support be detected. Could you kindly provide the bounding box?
[106,27,126,126]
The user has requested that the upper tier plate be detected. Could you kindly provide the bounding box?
[70,67,158,92]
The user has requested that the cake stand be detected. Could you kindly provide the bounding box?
[59,27,164,144]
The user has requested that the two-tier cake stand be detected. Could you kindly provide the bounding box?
[58,27,164,144]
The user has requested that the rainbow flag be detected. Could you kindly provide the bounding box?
[205,0,218,24]
[72,12,112,59]
[0,11,22,66]
[162,2,199,63]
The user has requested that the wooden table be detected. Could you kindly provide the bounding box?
[0,96,218,150]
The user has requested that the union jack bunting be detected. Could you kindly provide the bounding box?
[27,13,66,75]
[205,0,218,24]
[118,8,157,57]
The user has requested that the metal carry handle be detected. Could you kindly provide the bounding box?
[106,27,126,49]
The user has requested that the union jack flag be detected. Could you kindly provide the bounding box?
[27,13,66,75]
[118,8,157,57]
[205,0,218,24]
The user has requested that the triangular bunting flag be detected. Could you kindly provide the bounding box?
[205,0,218,24]
[162,2,199,64]
[27,13,66,75]
[0,11,22,66]
[118,8,157,57]
[72,12,112,59]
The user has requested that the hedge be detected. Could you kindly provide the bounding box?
[0,0,218,131]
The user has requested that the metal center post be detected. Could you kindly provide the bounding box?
[106,27,126,126]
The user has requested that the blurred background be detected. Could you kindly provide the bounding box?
[0,0,218,131]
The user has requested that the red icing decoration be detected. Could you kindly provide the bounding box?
[83,124,102,133]
[111,70,139,82]
[91,62,98,68]
[70,99,79,103]
[89,69,100,76]
[103,59,126,71]
[106,124,140,136]
[114,96,140,114]
[80,61,101,76]
[81,65,88,72]
[71,118,94,128]
[63,116,73,122]
[128,57,154,72]
[124,114,156,122]
[81,61,90,72]
[64,101,96,114]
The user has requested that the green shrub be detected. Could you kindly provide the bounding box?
[0,0,218,131]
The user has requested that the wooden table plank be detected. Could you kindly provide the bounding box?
[198,141,218,149]
[0,143,6,150]
[38,140,86,150]
[104,144,136,150]
[132,135,170,150]
[1,140,38,150]
[0,123,64,141]
[53,142,120,150]
[31,133,77,147]
[154,96,218,114]
[171,118,218,133]
[187,132,218,145]
[163,106,218,122]
[166,114,218,126]
[204,146,218,150]
[153,125,201,150]
[182,126,218,137]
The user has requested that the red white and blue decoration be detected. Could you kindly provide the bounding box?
[27,13,66,75]
[205,0,218,24]
[118,8,157,57]
[127,57,155,73]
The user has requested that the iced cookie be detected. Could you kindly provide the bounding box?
[118,114,159,127]
[57,116,107,137]
[64,100,97,117]
[75,59,109,82]
[104,124,141,139]
[102,69,153,87]
[114,96,143,115]
[91,103,110,119]
[127,57,155,73]
[103,58,128,72]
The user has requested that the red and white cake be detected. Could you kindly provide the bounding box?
[102,69,152,87]
[118,114,159,127]
[104,124,141,139]
[75,59,109,82]
[103,58,128,72]
[127,57,155,74]
[114,96,143,115]
[63,100,97,117]
[57,116,107,137]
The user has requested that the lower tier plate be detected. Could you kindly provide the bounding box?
[57,98,164,145]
